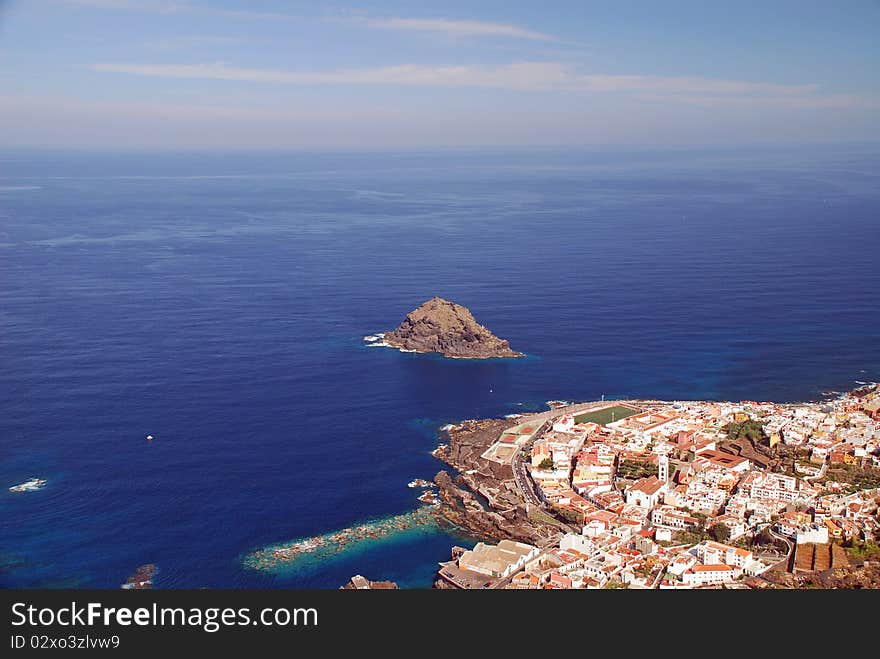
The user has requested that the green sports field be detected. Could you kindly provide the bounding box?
[574,405,638,426]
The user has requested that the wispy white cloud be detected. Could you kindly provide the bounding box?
[90,61,570,88]
[63,3,557,40]
[358,17,558,42]
[58,0,297,21]
[143,35,249,51]
[638,93,880,109]
[63,3,563,44]
[580,74,818,96]
[59,0,191,12]
[89,60,828,99]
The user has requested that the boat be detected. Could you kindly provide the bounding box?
[9,478,46,493]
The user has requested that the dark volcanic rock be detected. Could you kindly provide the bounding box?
[432,416,570,552]
[758,561,880,589]
[434,471,558,545]
[437,418,513,479]
[385,297,522,359]
[341,575,398,589]
[121,564,156,589]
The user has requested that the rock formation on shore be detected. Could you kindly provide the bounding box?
[757,561,880,589]
[341,575,398,589]
[432,418,572,550]
[121,564,156,589]
[384,297,522,359]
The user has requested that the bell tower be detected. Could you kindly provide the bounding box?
[658,452,669,485]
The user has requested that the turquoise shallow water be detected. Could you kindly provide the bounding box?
[1,146,878,588]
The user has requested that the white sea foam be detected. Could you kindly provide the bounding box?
[504,414,523,419]
[351,189,405,199]
[9,477,46,493]
[440,424,455,431]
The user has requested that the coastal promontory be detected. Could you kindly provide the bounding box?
[384,297,522,359]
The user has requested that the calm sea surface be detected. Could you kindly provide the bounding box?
[1,146,878,587]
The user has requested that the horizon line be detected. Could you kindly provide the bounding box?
[2,139,879,155]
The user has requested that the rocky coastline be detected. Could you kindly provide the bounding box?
[341,575,399,589]
[432,418,572,547]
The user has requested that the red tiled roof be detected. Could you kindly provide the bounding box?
[698,449,748,468]
[632,476,664,495]
[692,564,733,572]
[585,510,618,523]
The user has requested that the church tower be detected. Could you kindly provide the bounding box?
[658,452,669,486]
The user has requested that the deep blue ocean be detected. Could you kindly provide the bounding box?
[1,146,878,588]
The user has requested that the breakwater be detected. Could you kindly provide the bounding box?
[244,506,440,573]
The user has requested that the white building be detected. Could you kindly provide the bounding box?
[552,415,575,432]
[694,540,753,568]
[681,564,739,586]
[651,506,699,531]
[458,540,540,578]
[796,525,830,545]
[626,476,665,509]
[666,554,697,577]
[560,533,595,555]
[655,528,673,542]
[742,472,800,502]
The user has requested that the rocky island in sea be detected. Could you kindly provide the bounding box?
[379,296,522,359]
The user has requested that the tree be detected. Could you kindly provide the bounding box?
[538,457,554,470]
[617,459,658,479]
[709,523,731,543]
[753,527,775,546]
[722,418,769,446]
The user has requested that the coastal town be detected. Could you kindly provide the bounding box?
[432,384,880,589]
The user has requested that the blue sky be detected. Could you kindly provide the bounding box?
[1,0,878,149]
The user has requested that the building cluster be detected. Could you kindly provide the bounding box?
[450,387,880,589]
